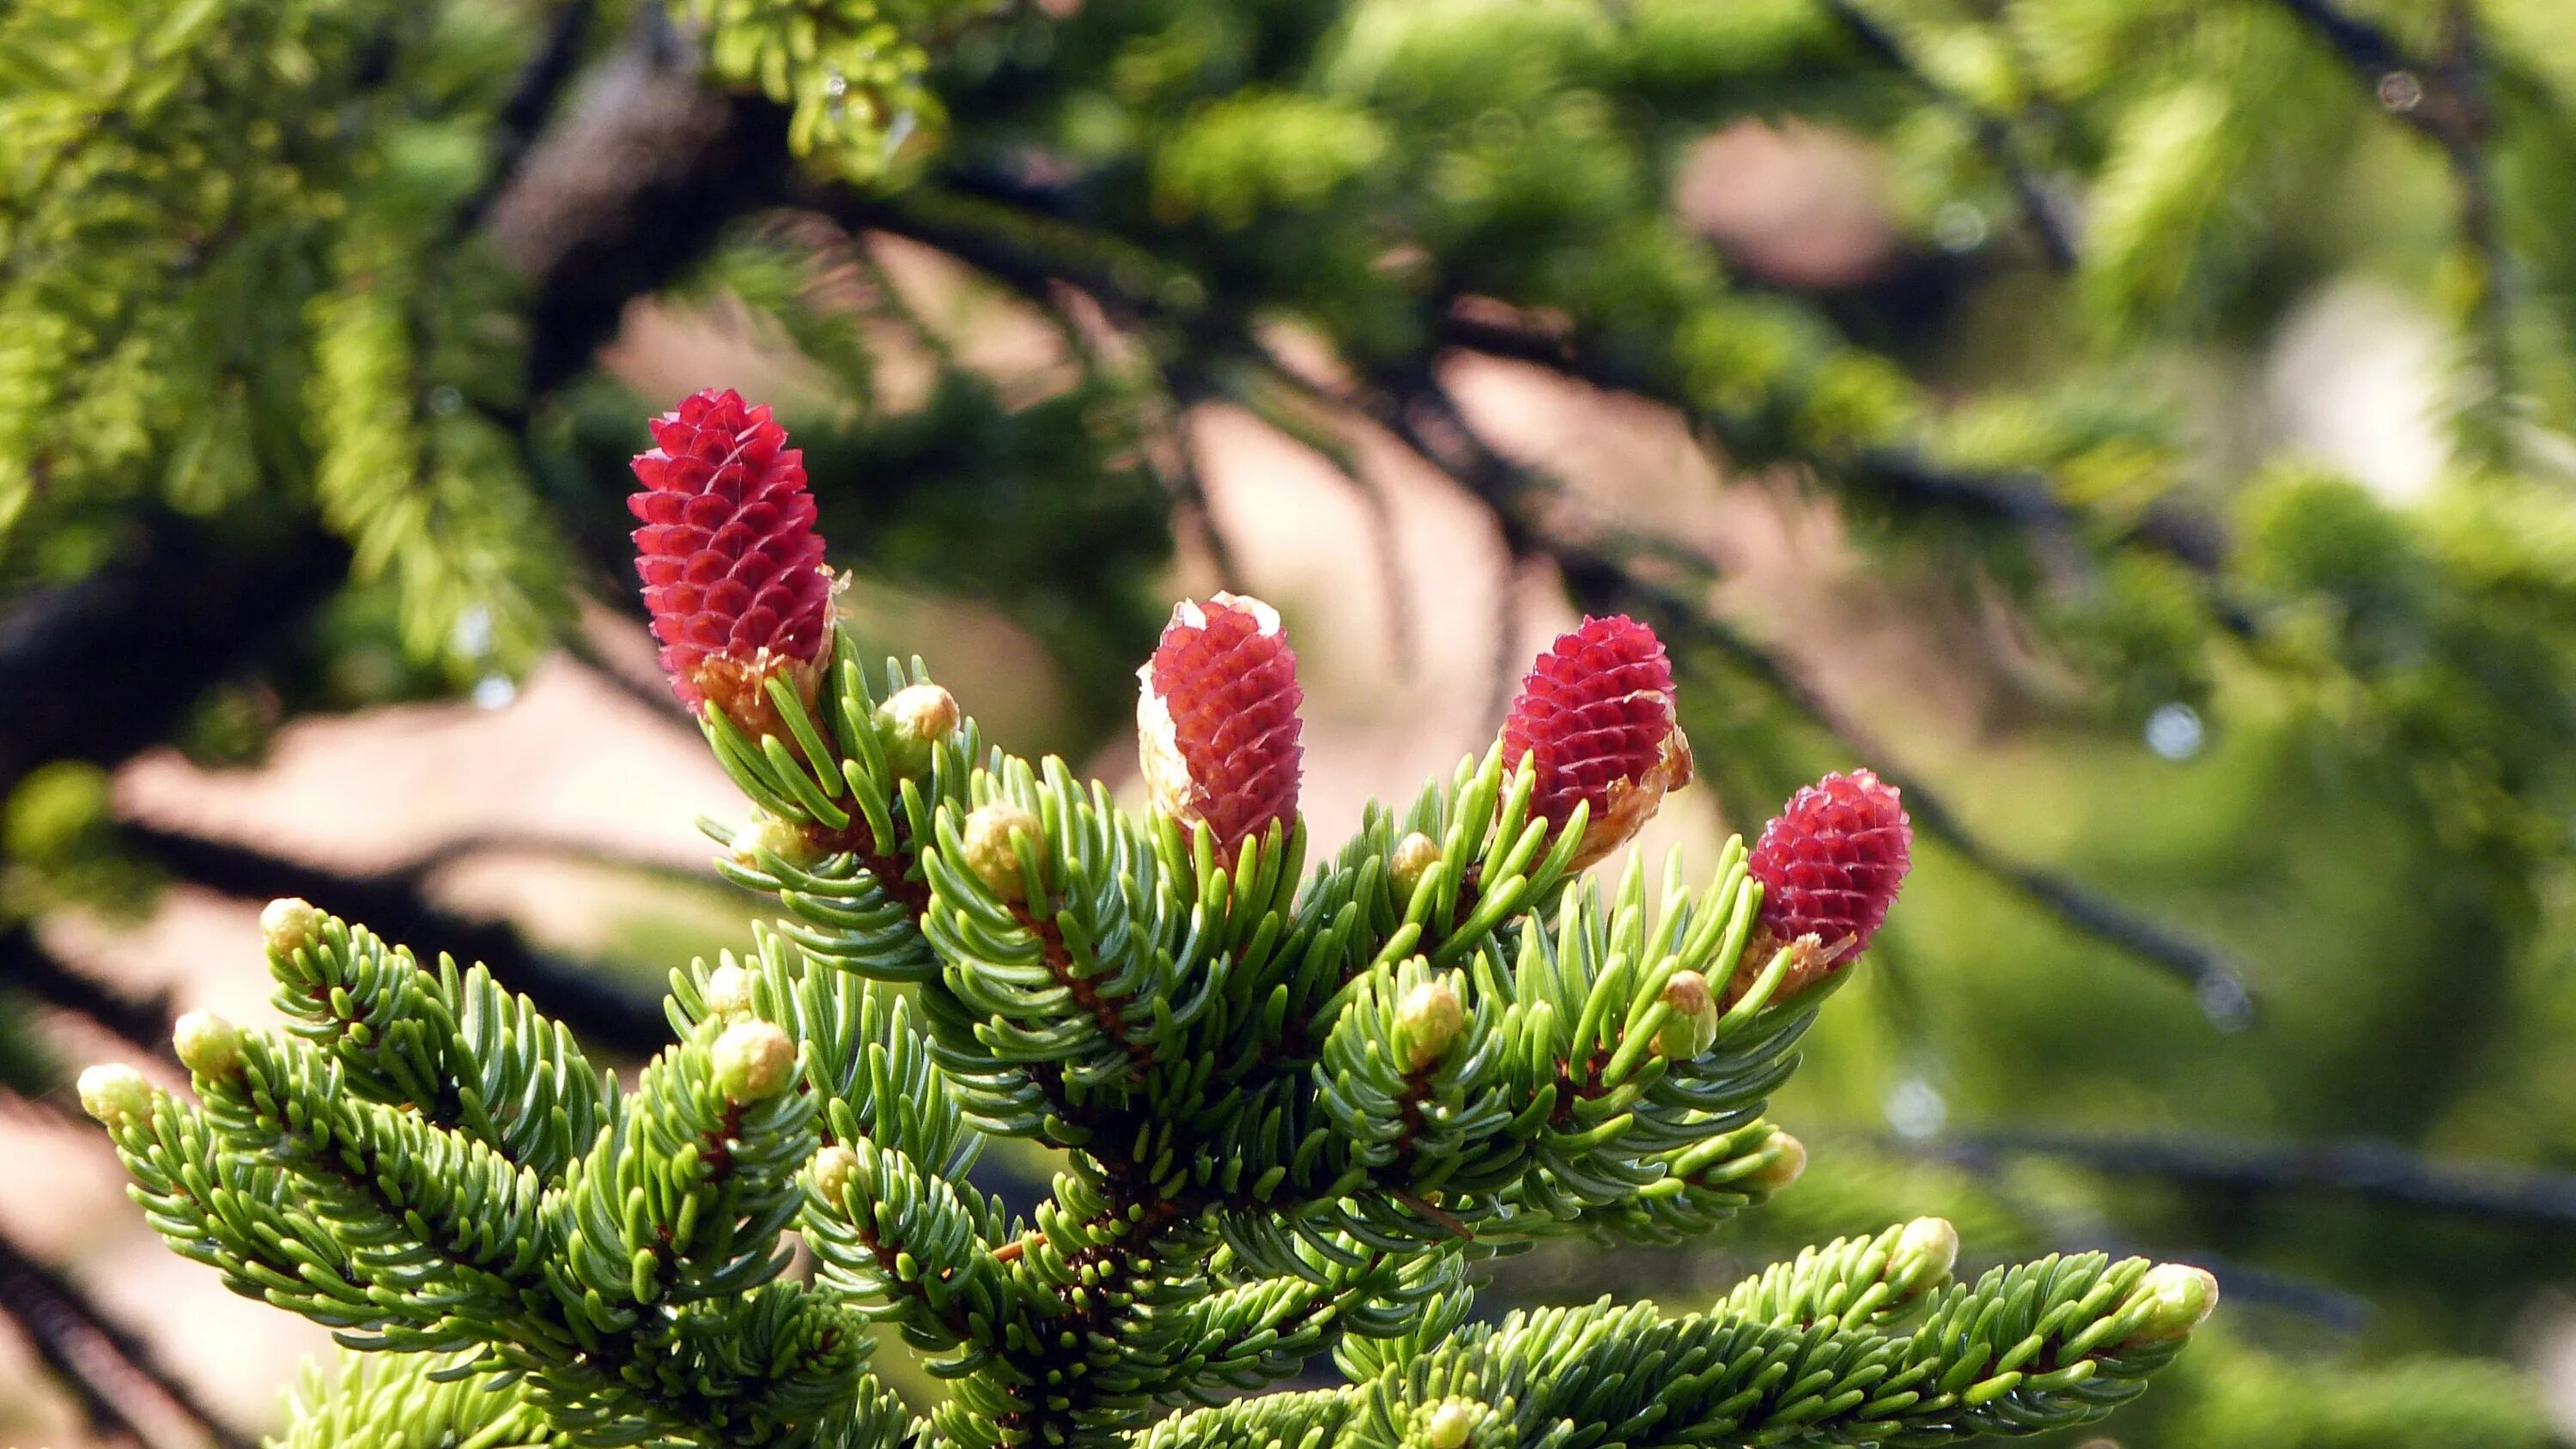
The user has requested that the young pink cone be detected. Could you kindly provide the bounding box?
[1740,768,1912,999]
[1136,593,1303,855]
[629,389,835,731]
[1498,615,1694,870]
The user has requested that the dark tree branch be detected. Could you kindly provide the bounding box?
[0,1226,252,1449]
[0,518,349,797]
[1157,369,1251,597]
[1927,1127,2576,1230]
[2271,0,2445,138]
[493,50,799,399]
[2272,0,2519,454]
[562,630,702,731]
[1820,0,2079,270]
[451,0,602,239]
[1216,364,1422,675]
[119,822,673,1058]
[386,828,741,894]
[1435,311,2243,590]
[0,927,180,1067]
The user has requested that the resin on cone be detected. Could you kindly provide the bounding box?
[1498,615,1694,870]
[1136,592,1303,854]
[1740,768,1912,999]
[629,389,835,730]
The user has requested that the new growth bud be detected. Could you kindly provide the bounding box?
[960,802,1046,902]
[712,1020,797,1103]
[77,1064,154,1130]
[261,896,325,956]
[702,964,756,1021]
[812,1143,859,1204]
[875,682,960,778]
[1137,593,1303,855]
[2121,1264,2219,1344]
[1498,615,1694,872]
[1747,769,1911,967]
[1887,1216,1960,1299]
[1388,831,1441,901]
[173,1011,244,1081]
[1747,1130,1807,1194]
[1395,974,1466,1072]
[729,809,818,870]
[1425,1400,1479,1449]
[1654,969,1720,1058]
[629,390,835,727]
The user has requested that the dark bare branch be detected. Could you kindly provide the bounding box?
[0,1227,252,1449]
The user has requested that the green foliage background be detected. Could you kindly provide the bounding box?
[7,0,2576,1445]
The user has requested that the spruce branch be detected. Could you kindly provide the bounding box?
[1713,1217,1959,1334]
[121,820,672,1058]
[258,900,612,1179]
[74,370,2216,1449]
[1346,1250,2208,1449]
[269,1349,562,1449]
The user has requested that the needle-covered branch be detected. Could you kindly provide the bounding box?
[80,388,2212,1449]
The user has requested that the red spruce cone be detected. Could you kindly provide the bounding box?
[629,390,835,728]
[1498,615,1694,870]
[1743,769,1912,997]
[1137,592,1303,854]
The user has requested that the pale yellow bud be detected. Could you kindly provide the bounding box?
[260,896,325,956]
[875,683,961,777]
[173,1011,244,1081]
[1425,1400,1478,1449]
[813,1143,860,1204]
[1395,975,1467,1072]
[1747,1131,1807,1194]
[77,1064,154,1130]
[961,802,1046,902]
[1887,1216,1959,1299]
[1388,832,1441,901]
[702,964,756,1020]
[729,810,817,869]
[712,1020,797,1103]
[1655,969,1719,1058]
[2121,1264,2219,1343]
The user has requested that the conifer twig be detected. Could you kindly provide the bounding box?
[1157,367,1250,597]
[118,822,672,1056]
